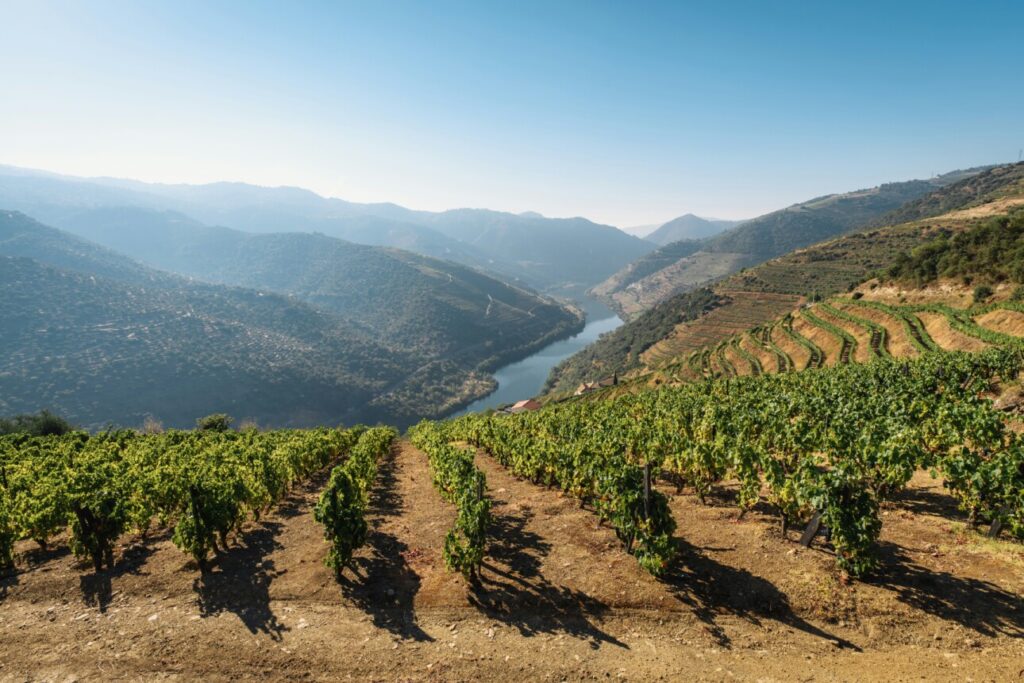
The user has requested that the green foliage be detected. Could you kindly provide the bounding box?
[409,423,491,579]
[65,433,138,570]
[974,285,994,304]
[0,425,364,573]
[314,427,396,575]
[435,404,680,576]
[440,348,1024,578]
[888,210,1024,287]
[196,414,233,432]
[0,488,14,569]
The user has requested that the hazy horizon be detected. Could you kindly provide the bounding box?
[2,1,1021,226]
[4,159,762,229]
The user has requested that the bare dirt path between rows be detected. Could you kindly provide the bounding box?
[1,440,1023,681]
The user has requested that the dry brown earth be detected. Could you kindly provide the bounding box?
[2,442,1023,681]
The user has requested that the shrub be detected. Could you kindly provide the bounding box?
[196,413,232,432]
[973,285,994,304]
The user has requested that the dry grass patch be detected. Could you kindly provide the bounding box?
[771,324,810,369]
[722,343,753,376]
[816,305,872,363]
[836,301,920,358]
[793,313,843,367]
[858,281,974,308]
[740,333,778,373]
[933,196,1024,221]
[915,312,989,352]
[976,308,1024,338]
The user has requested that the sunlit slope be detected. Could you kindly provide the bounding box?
[592,166,990,318]
[546,162,1024,395]
[609,205,1024,391]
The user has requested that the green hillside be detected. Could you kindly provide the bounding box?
[0,210,173,286]
[0,211,583,428]
[30,207,583,370]
[886,207,1024,287]
[0,256,415,428]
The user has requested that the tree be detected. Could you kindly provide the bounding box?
[0,411,74,436]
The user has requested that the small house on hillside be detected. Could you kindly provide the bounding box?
[509,399,542,413]
[575,374,618,396]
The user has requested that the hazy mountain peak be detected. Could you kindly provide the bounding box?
[643,213,741,246]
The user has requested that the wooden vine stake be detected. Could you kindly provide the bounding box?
[799,512,823,547]
[642,463,651,521]
[988,505,1010,538]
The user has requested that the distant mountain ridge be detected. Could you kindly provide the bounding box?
[42,205,583,364]
[0,164,654,296]
[591,167,990,318]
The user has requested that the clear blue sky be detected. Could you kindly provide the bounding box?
[1,0,1021,227]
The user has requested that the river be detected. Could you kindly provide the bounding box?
[453,301,623,416]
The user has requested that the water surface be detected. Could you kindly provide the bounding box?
[454,303,623,416]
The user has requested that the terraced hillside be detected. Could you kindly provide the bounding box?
[546,162,1024,395]
[640,202,1024,385]
[640,291,803,367]
[659,294,1024,383]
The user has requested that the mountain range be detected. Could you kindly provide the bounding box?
[0,165,653,297]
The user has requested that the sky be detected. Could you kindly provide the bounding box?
[1,1,1022,227]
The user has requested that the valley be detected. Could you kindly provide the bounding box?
[454,302,622,415]
[5,4,1024,681]
[5,162,1024,682]
[0,209,584,429]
